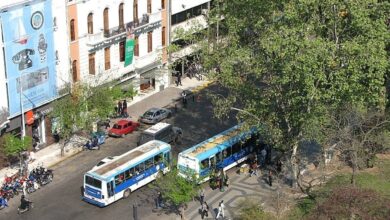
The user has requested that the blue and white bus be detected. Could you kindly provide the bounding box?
[83,140,171,207]
[177,125,258,182]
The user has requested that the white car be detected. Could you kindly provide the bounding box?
[139,108,172,124]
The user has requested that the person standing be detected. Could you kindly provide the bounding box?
[122,99,128,117]
[181,91,187,106]
[216,200,225,219]
[201,201,209,219]
[268,170,273,187]
[199,188,205,205]
[261,148,267,168]
[117,101,123,117]
[178,72,182,86]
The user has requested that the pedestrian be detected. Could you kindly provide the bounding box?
[117,101,123,116]
[276,159,282,173]
[157,191,163,208]
[22,179,27,196]
[201,201,209,219]
[199,188,205,205]
[224,174,230,188]
[178,72,182,86]
[261,148,267,167]
[268,170,273,187]
[181,91,187,106]
[122,99,128,117]
[216,200,225,219]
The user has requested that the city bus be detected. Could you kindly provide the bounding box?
[177,125,259,183]
[82,140,171,207]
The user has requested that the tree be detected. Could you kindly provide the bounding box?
[50,84,116,155]
[308,186,390,220]
[319,106,390,185]
[3,133,31,174]
[152,168,199,219]
[197,0,389,187]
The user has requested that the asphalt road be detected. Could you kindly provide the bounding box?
[0,84,236,220]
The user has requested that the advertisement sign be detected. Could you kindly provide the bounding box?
[125,39,135,67]
[1,0,57,117]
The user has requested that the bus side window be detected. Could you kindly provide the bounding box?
[216,152,222,164]
[223,147,232,158]
[138,162,145,172]
[154,154,162,163]
[124,169,132,180]
[115,173,124,185]
[145,158,154,170]
[232,143,241,155]
[200,159,208,169]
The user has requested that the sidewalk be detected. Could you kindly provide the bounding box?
[0,77,210,185]
[148,167,296,220]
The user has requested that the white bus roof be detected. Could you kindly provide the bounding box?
[143,122,171,134]
[88,140,170,179]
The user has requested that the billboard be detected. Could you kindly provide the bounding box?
[1,0,57,117]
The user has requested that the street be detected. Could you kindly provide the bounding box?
[0,84,236,220]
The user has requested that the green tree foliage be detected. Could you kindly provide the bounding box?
[152,168,199,218]
[3,134,31,156]
[198,0,389,186]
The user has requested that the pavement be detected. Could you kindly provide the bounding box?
[0,76,211,185]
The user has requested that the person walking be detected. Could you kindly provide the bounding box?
[216,200,225,219]
[177,72,183,86]
[261,148,267,168]
[268,170,273,187]
[200,201,209,219]
[181,91,187,106]
[156,191,163,208]
[199,188,205,205]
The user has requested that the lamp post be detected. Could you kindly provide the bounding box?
[19,72,25,138]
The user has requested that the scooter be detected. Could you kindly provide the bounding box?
[0,196,8,210]
[17,201,33,214]
[83,140,100,151]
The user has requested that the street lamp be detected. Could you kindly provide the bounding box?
[19,72,26,138]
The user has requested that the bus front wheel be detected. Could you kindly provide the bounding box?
[123,189,131,199]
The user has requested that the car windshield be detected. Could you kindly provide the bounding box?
[139,133,154,145]
[113,124,122,129]
[144,111,155,117]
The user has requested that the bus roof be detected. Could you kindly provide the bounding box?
[88,140,170,180]
[179,125,256,161]
[143,122,171,134]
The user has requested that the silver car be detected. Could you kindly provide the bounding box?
[139,108,172,124]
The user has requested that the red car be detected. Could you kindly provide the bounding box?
[108,120,140,137]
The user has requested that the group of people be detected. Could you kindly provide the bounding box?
[198,189,226,220]
[209,169,230,191]
[114,100,128,118]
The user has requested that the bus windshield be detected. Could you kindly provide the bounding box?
[85,175,102,189]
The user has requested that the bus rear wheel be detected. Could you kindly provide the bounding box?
[123,189,131,199]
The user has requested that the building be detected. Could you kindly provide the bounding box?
[0,0,211,149]
[0,0,70,147]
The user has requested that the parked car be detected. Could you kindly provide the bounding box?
[137,122,182,146]
[139,108,172,124]
[108,120,139,137]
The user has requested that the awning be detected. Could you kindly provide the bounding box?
[136,60,161,75]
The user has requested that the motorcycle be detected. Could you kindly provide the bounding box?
[18,201,33,214]
[0,196,8,210]
[83,139,100,151]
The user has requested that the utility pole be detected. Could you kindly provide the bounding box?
[19,73,25,138]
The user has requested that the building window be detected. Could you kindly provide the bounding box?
[105,47,111,70]
[134,36,139,56]
[162,26,166,46]
[103,8,109,36]
[148,31,152,53]
[161,0,165,9]
[89,53,95,75]
[87,13,93,34]
[147,0,151,14]
[119,3,124,29]
[119,41,125,62]
[70,19,75,41]
[133,0,138,22]
[72,60,78,82]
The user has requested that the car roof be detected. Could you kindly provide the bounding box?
[116,120,131,125]
[147,108,160,113]
[143,122,171,134]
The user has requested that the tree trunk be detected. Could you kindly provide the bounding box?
[291,143,299,188]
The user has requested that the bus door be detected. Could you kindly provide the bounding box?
[106,181,115,203]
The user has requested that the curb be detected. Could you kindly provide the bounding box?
[46,148,83,169]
